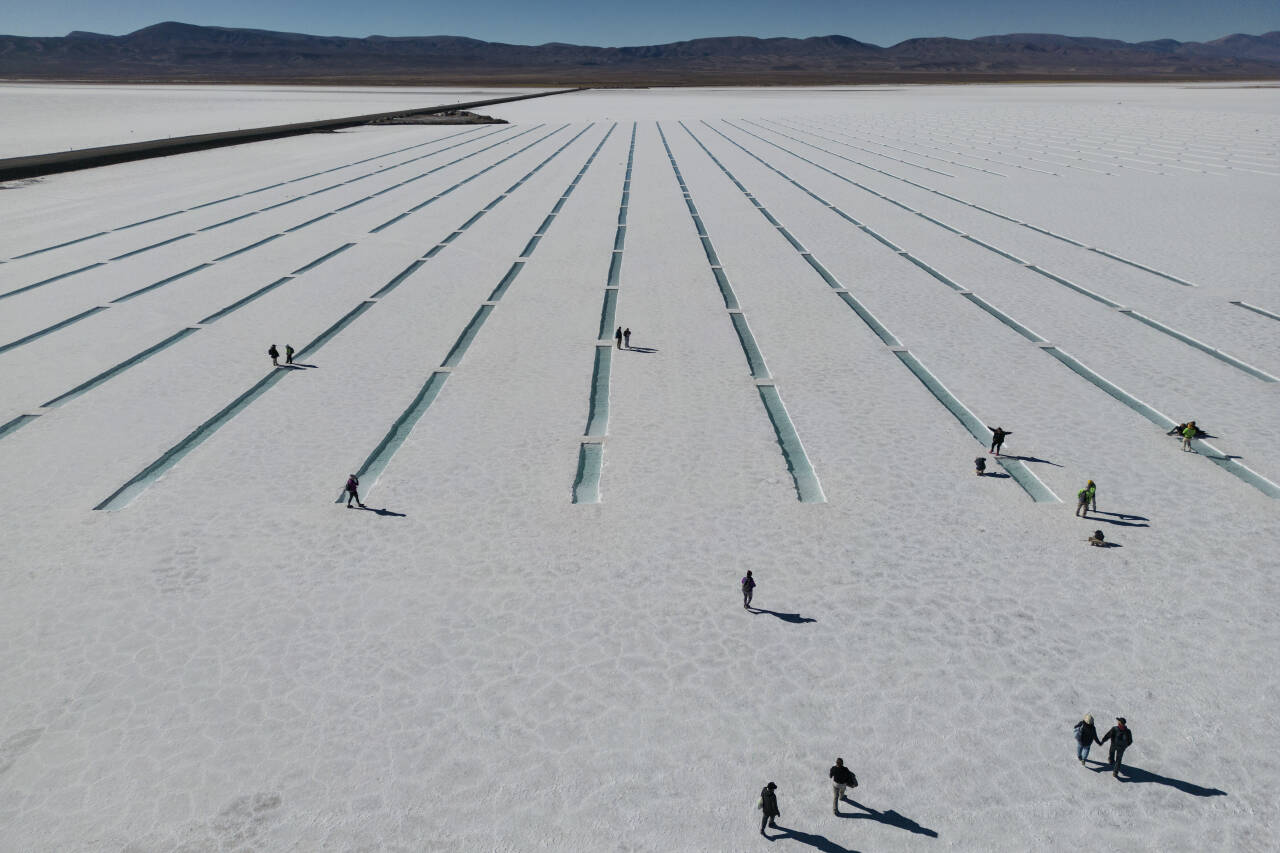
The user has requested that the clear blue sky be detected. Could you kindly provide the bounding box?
[0,0,1274,46]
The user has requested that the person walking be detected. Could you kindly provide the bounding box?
[268,344,279,366]
[741,571,756,609]
[1099,717,1133,778]
[1182,422,1197,452]
[623,328,632,349]
[1073,713,1101,764]
[758,782,780,835]
[344,474,365,509]
[1076,480,1097,517]
[988,426,1011,455]
[829,757,857,814]
[615,326,623,349]
[285,344,295,365]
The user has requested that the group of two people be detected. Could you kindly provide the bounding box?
[1074,714,1134,778]
[757,758,858,836]
[267,344,295,366]
[613,326,632,349]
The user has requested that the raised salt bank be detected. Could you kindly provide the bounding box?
[0,83,1275,850]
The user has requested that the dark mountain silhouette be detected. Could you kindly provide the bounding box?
[1,22,1278,84]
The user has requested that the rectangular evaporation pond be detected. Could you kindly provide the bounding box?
[200,211,257,231]
[198,277,294,325]
[212,234,280,262]
[730,313,770,379]
[607,253,624,287]
[95,366,293,510]
[1040,347,1176,428]
[617,207,628,226]
[836,292,900,346]
[440,305,494,368]
[1,262,105,301]
[0,305,108,355]
[1232,301,1280,322]
[572,442,604,504]
[584,347,612,437]
[1123,311,1277,382]
[0,413,40,441]
[1027,266,1121,309]
[44,327,201,408]
[11,232,108,259]
[801,255,842,290]
[337,371,451,502]
[757,384,825,503]
[711,268,739,310]
[291,243,354,275]
[700,237,721,267]
[960,293,1045,342]
[901,254,964,292]
[488,263,524,301]
[613,227,627,251]
[598,289,619,339]
[285,211,336,232]
[111,263,212,303]
[108,232,191,261]
[372,260,425,299]
[520,236,541,257]
[776,227,807,252]
[893,350,1057,503]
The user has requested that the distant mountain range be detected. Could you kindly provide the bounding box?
[2,22,1279,84]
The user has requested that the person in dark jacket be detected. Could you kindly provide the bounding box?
[345,474,365,509]
[988,426,1011,455]
[742,571,756,609]
[268,344,279,366]
[1074,713,1101,764]
[285,344,295,365]
[615,326,623,349]
[759,782,779,835]
[829,757,856,814]
[623,328,632,349]
[1099,717,1133,777]
[975,456,987,476]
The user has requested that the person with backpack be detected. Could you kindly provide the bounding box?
[285,344,295,365]
[1076,480,1097,517]
[758,781,779,835]
[974,456,987,476]
[268,344,279,366]
[988,426,1011,455]
[1099,717,1133,778]
[829,757,857,814]
[741,571,756,609]
[344,474,365,509]
[1073,713,1101,764]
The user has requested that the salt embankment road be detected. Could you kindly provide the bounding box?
[0,87,583,181]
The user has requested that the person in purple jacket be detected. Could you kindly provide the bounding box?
[345,474,365,508]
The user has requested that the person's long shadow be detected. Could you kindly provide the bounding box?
[626,346,659,353]
[840,799,938,838]
[978,471,1011,479]
[1000,454,1064,467]
[1088,515,1149,528]
[747,607,816,624]
[1093,510,1148,521]
[1112,765,1227,796]
[767,824,861,852]
[356,506,406,517]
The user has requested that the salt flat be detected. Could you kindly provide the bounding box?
[0,84,1277,852]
